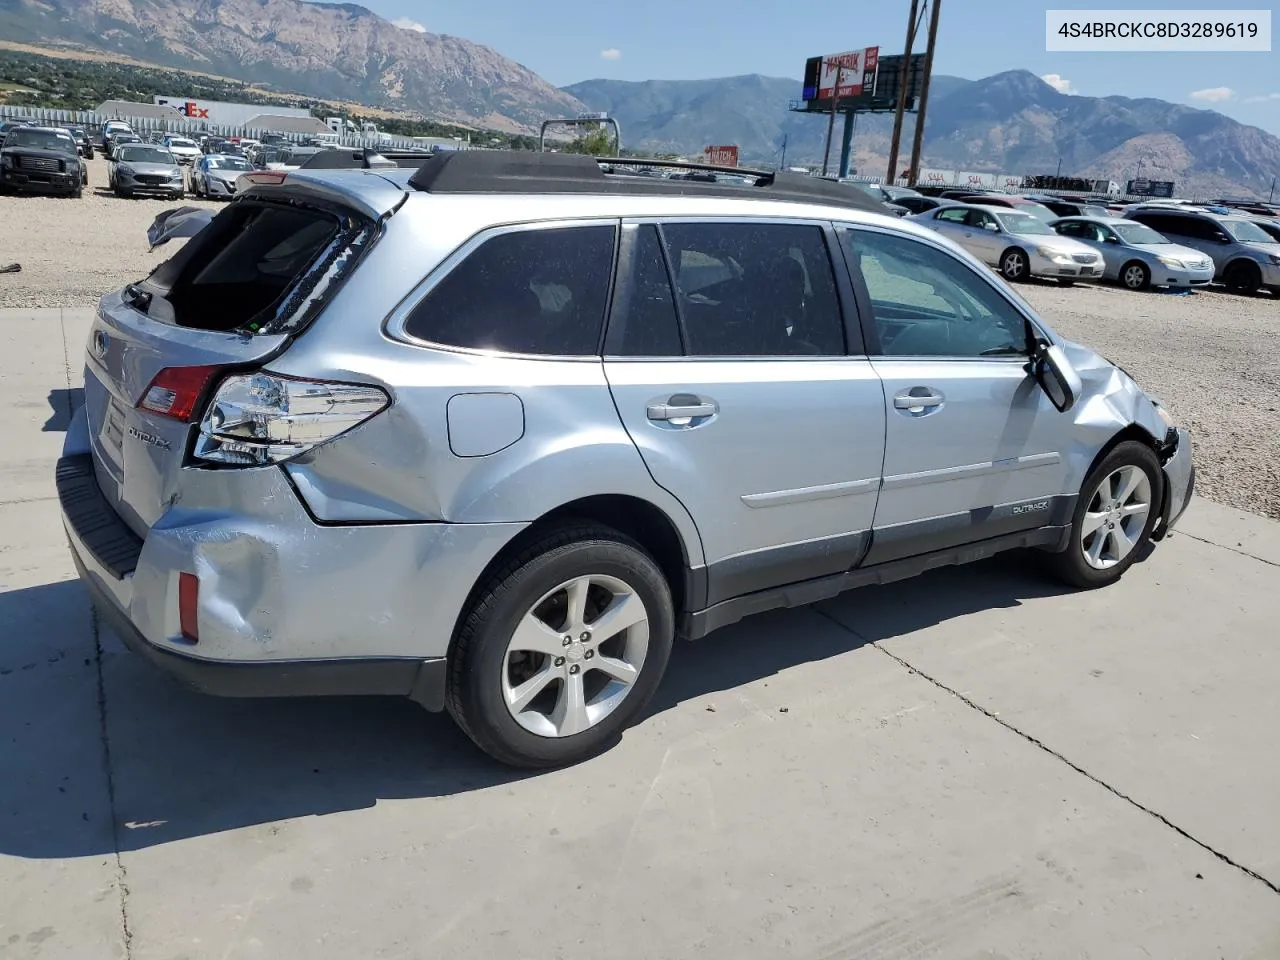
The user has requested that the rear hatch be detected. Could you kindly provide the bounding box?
[83,185,386,536]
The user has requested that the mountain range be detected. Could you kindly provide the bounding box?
[3,0,1278,196]
[565,71,1280,196]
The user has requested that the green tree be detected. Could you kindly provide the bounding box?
[563,127,617,156]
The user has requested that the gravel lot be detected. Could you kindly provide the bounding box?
[3,163,1278,518]
[0,157,217,307]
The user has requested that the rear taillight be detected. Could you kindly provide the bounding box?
[138,365,223,422]
[193,372,389,466]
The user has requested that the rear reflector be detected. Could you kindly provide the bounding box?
[178,572,199,642]
[139,365,223,422]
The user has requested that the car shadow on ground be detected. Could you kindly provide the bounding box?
[0,551,1074,860]
[43,387,84,431]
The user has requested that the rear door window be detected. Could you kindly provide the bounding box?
[403,223,617,356]
[658,222,845,357]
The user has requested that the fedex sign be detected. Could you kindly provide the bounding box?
[155,97,210,119]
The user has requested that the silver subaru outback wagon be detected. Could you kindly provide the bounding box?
[58,152,1195,768]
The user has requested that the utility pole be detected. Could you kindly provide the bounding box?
[1270,175,1276,203]
[886,0,922,185]
[906,0,941,186]
[780,133,788,171]
[822,63,844,177]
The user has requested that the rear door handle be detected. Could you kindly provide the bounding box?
[647,401,717,421]
[894,393,944,409]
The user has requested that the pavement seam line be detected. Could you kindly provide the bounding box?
[1173,531,1280,569]
[0,495,59,506]
[91,605,136,958]
[812,607,1280,898]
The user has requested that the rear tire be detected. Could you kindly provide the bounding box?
[1047,441,1162,589]
[1225,260,1261,294]
[1000,248,1029,282]
[446,522,675,768]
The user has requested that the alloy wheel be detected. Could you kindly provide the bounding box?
[1080,465,1152,569]
[1123,264,1147,289]
[502,574,650,738]
[1003,252,1026,279]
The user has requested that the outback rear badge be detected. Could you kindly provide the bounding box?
[128,426,171,451]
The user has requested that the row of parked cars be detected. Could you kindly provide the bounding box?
[844,180,1280,297]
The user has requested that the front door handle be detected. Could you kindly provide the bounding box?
[647,400,717,421]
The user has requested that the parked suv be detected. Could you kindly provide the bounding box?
[58,153,1195,768]
[1123,206,1280,294]
[0,125,87,197]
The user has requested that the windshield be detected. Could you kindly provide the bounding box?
[168,138,196,148]
[1224,219,1277,243]
[996,211,1055,235]
[1112,222,1168,245]
[118,146,176,164]
[3,129,77,153]
[208,156,252,171]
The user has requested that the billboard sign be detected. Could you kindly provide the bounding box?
[1127,178,1176,198]
[803,47,879,101]
[705,145,739,167]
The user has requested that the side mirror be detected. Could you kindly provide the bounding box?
[1031,341,1081,413]
[1104,235,1120,244]
[984,223,1000,233]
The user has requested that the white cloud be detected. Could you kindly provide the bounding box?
[1244,92,1280,103]
[392,17,426,32]
[1040,73,1075,94]
[599,48,622,61]
[1190,86,1234,103]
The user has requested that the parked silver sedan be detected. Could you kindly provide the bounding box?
[1050,216,1214,291]
[191,154,254,199]
[912,203,1103,284]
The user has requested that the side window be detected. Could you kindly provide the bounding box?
[606,224,684,357]
[659,222,845,357]
[967,210,997,230]
[936,207,968,224]
[841,228,1029,359]
[1055,220,1085,238]
[1139,214,1182,237]
[403,224,616,356]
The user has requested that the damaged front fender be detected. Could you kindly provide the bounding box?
[1060,339,1193,537]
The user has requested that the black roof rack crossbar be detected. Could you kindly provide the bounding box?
[404,152,887,213]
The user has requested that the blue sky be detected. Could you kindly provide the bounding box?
[375,1,1280,133]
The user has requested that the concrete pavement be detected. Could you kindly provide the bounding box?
[2,307,1279,959]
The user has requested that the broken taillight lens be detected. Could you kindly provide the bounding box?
[138,365,224,422]
[193,371,389,466]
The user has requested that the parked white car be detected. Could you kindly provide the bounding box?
[162,135,201,164]
[913,204,1104,284]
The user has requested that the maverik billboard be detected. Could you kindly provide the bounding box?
[802,47,880,101]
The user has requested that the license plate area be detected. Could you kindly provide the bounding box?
[99,397,127,455]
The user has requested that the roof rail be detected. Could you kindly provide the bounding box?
[298,147,434,170]
[404,151,887,213]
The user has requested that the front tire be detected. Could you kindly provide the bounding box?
[447,522,675,768]
[1121,260,1151,291]
[1000,248,1029,282]
[1224,260,1261,294]
[1047,441,1162,589]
